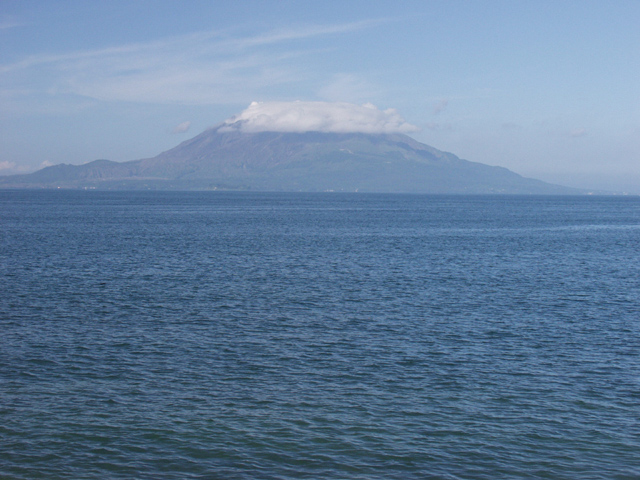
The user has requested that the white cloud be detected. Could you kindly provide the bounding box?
[0,160,35,175]
[0,160,17,171]
[220,101,419,134]
[171,121,191,134]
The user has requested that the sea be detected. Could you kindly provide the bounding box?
[1,190,639,480]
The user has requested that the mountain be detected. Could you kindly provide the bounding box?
[0,127,580,193]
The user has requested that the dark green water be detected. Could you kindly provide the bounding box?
[1,191,639,479]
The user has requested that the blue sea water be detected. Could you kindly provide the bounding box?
[1,190,639,479]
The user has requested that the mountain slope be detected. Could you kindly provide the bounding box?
[0,128,579,193]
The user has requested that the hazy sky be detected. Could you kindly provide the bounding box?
[1,0,638,192]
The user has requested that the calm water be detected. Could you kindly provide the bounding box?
[1,191,639,479]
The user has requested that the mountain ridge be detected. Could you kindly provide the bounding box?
[0,127,583,194]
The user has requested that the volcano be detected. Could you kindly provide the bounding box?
[0,127,578,193]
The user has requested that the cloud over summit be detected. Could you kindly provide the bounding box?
[220,101,419,134]
[171,121,191,134]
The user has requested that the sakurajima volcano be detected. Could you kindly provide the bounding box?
[0,101,580,194]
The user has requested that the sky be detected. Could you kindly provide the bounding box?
[1,0,638,192]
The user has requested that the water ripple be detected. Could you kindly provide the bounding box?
[1,192,639,479]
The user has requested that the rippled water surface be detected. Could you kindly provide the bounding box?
[1,191,639,479]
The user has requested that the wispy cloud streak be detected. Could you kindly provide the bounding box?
[0,20,383,105]
[0,16,27,31]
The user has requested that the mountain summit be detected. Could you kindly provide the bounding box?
[1,118,578,193]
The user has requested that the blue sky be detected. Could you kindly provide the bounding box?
[1,0,638,192]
